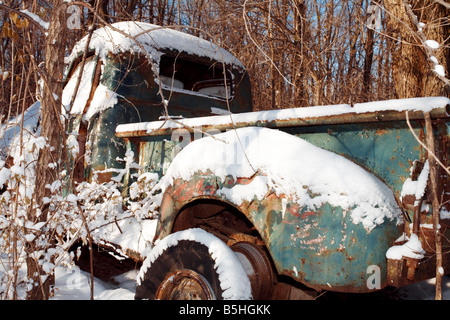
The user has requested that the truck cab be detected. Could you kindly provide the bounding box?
[62,22,252,183]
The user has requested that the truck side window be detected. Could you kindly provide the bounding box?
[158,55,233,100]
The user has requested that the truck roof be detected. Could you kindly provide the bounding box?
[65,21,245,69]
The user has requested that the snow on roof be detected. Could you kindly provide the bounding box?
[116,96,450,135]
[66,21,244,68]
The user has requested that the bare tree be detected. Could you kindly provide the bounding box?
[25,0,68,300]
[382,0,449,97]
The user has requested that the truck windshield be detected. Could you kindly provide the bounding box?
[158,55,233,100]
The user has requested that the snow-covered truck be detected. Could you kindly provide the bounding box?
[64,22,450,300]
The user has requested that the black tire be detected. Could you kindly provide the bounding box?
[135,228,252,300]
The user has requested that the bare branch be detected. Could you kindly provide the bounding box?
[0,3,47,34]
[405,110,450,176]
[434,0,450,10]
[403,0,450,88]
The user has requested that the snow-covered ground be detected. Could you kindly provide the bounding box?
[50,263,450,300]
[52,265,137,300]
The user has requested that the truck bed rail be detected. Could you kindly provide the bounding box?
[116,97,449,138]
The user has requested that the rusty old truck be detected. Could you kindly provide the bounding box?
[64,22,450,300]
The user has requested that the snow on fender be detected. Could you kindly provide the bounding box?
[136,228,252,300]
[158,127,402,232]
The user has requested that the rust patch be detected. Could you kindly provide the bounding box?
[300,211,316,220]
[375,129,391,136]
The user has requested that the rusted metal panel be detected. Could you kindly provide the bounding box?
[154,172,402,293]
[141,107,449,293]
[292,120,426,202]
[387,251,450,288]
[135,136,178,178]
[128,110,448,218]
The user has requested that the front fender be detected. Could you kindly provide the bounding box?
[154,170,403,293]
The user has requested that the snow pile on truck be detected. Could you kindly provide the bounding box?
[66,21,243,70]
[156,126,403,232]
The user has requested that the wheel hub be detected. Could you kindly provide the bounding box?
[231,241,275,300]
[156,269,216,300]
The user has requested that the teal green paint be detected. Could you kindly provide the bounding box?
[86,101,140,177]
[283,120,426,199]
[249,197,401,292]
[65,29,449,295]
[160,172,403,292]
[121,116,444,292]
[138,138,177,178]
